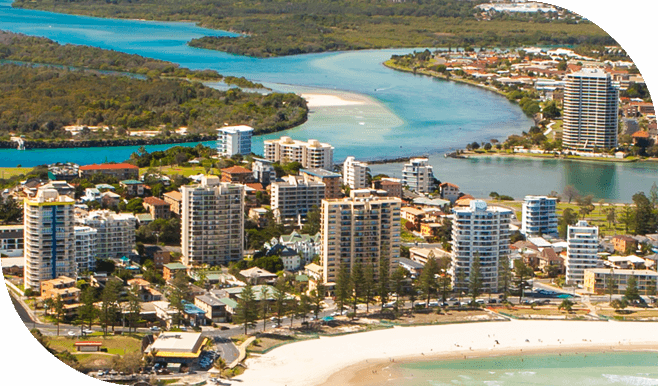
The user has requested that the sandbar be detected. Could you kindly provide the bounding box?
[235,319,658,386]
[302,93,368,108]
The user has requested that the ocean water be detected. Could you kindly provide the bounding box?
[0,0,656,200]
[394,352,658,386]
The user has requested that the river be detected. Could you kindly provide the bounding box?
[0,0,656,201]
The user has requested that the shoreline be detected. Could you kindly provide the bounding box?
[320,344,658,386]
[463,151,658,164]
[235,319,658,386]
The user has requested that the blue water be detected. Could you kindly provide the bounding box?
[394,352,658,386]
[0,0,656,201]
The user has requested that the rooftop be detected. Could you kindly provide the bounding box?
[221,166,252,174]
[80,163,138,171]
[300,168,341,178]
[143,196,169,206]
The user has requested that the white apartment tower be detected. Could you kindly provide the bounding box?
[271,175,325,224]
[343,156,369,190]
[24,189,75,290]
[321,190,401,285]
[263,136,334,169]
[217,125,254,157]
[562,68,619,150]
[402,158,435,193]
[566,220,600,285]
[76,210,136,260]
[181,176,244,267]
[74,226,98,274]
[451,200,512,293]
[521,195,558,237]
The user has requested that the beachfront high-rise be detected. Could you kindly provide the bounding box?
[521,195,558,237]
[451,200,512,293]
[320,190,401,285]
[181,176,244,267]
[401,158,435,193]
[562,68,619,150]
[264,136,334,169]
[217,125,254,157]
[565,220,601,285]
[343,156,369,190]
[24,189,75,290]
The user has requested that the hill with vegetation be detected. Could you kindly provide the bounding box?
[13,0,616,58]
[0,64,307,141]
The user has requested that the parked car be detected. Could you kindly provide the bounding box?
[82,328,94,335]
[150,326,160,332]
[428,301,439,307]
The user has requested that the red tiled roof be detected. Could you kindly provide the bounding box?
[440,182,459,189]
[80,163,138,171]
[632,131,650,138]
[221,166,252,174]
[74,341,103,346]
[143,196,169,206]
[245,183,265,191]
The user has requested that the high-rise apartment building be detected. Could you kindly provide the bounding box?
[217,125,254,157]
[252,158,277,187]
[24,189,75,290]
[343,156,369,190]
[76,210,136,260]
[402,158,435,193]
[74,226,97,274]
[320,190,401,285]
[562,68,619,150]
[271,175,325,224]
[451,200,512,293]
[263,136,334,169]
[521,195,558,237]
[566,220,600,285]
[181,176,244,267]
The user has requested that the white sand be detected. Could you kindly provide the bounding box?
[235,320,658,386]
[302,93,367,108]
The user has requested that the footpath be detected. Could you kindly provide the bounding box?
[5,280,43,324]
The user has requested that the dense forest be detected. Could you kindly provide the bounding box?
[0,31,264,88]
[0,65,307,140]
[13,0,616,58]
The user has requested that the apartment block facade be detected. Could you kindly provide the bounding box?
[451,200,512,292]
[263,136,334,169]
[76,210,136,260]
[24,189,75,290]
[320,190,401,285]
[566,220,601,285]
[0,225,23,257]
[300,168,342,199]
[402,158,435,193]
[181,176,244,267]
[74,226,97,274]
[271,175,325,224]
[343,156,368,190]
[521,195,558,237]
[78,163,139,180]
[562,68,619,150]
[217,125,254,156]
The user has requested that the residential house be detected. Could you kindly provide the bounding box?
[221,166,254,184]
[120,180,145,197]
[143,196,171,220]
[611,235,638,254]
[439,182,460,203]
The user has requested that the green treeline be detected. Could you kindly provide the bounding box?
[0,31,267,88]
[13,0,616,58]
[0,65,307,140]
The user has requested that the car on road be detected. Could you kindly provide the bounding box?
[82,328,94,335]
[67,331,77,336]
[428,301,439,307]
[96,370,106,377]
[150,326,160,332]
[382,301,396,308]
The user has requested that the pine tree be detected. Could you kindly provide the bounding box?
[419,257,439,306]
[234,284,258,335]
[469,252,482,304]
[362,263,375,314]
[351,262,365,315]
[335,265,351,313]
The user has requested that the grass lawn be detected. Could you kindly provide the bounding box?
[247,334,297,354]
[597,309,658,320]
[0,167,32,178]
[485,200,629,237]
[139,165,212,177]
[48,335,142,356]
[74,353,114,370]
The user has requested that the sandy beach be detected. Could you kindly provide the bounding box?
[301,93,368,108]
[235,320,658,386]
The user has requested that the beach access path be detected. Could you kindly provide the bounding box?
[235,319,658,386]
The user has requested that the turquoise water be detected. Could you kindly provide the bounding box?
[0,0,656,200]
[394,352,658,386]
